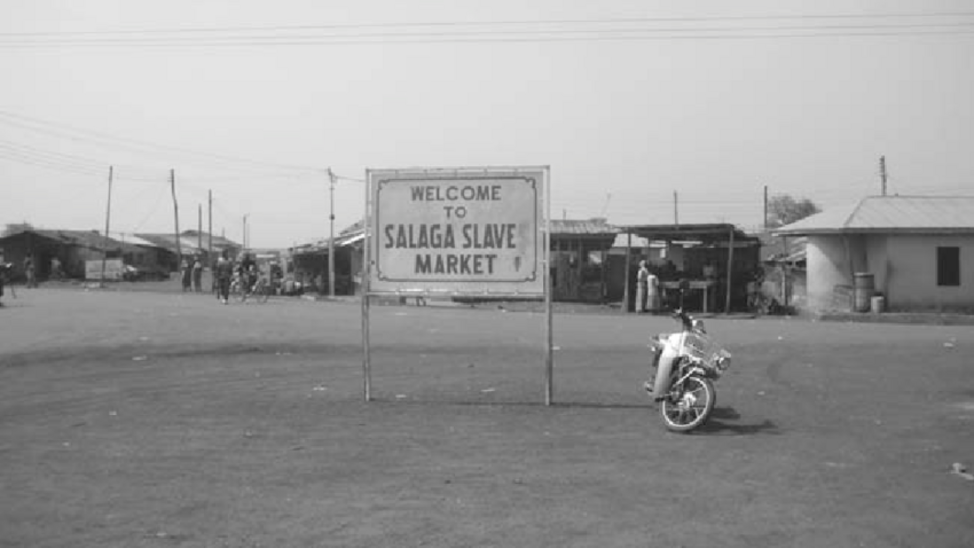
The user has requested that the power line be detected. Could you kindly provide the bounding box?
[129,185,170,232]
[0,139,170,182]
[5,22,974,43]
[0,110,326,174]
[3,11,974,37]
[2,13,974,49]
[0,148,105,177]
[3,29,973,49]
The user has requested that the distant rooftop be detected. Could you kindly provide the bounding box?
[775,195,974,235]
[550,218,618,236]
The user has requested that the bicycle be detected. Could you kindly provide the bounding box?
[230,274,271,303]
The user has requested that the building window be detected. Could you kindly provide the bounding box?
[937,247,960,286]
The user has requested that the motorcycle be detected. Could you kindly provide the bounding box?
[645,309,732,433]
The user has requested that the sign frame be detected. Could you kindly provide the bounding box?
[361,166,553,404]
[367,167,546,296]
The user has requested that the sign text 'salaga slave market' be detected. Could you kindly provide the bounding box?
[369,170,545,294]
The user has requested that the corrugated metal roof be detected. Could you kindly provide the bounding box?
[120,235,159,248]
[549,219,618,235]
[612,234,652,248]
[31,229,145,253]
[137,232,239,254]
[776,196,974,235]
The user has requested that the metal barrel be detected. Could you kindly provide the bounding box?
[853,272,875,313]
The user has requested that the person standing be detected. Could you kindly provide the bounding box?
[192,256,203,292]
[24,256,37,288]
[215,250,233,304]
[636,260,650,313]
[0,259,9,307]
[645,265,660,313]
[180,258,192,292]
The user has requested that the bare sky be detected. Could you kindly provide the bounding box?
[2,0,973,247]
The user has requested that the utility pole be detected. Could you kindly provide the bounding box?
[328,167,336,298]
[101,165,113,284]
[880,156,888,196]
[242,214,249,250]
[763,185,769,230]
[208,190,213,266]
[170,169,181,271]
[673,191,679,225]
[197,204,203,254]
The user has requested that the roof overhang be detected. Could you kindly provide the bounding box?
[775,227,974,237]
[617,223,758,244]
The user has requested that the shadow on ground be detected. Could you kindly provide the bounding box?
[695,407,780,436]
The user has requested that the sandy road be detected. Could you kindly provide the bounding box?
[1,288,973,547]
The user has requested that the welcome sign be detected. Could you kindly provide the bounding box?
[368,168,547,296]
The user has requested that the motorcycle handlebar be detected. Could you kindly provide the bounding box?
[671,308,694,330]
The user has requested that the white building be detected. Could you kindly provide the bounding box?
[775,196,974,313]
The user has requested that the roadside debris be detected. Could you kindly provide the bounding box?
[132,355,147,361]
[950,462,974,481]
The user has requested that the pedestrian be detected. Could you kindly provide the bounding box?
[192,256,203,292]
[215,250,233,304]
[24,256,37,288]
[0,260,9,307]
[180,258,192,292]
[636,260,650,313]
[646,265,659,313]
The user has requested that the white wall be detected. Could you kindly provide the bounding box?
[885,234,974,311]
[864,235,889,295]
[805,236,852,312]
[805,233,974,312]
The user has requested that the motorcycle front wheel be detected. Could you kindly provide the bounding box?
[659,375,715,433]
[230,280,246,303]
[255,280,270,303]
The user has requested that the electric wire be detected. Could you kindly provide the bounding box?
[0,110,326,175]
[0,148,105,177]
[0,113,360,185]
[3,29,974,48]
[4,22,974,43]
[2,10,973,37]
[3,12,974,48]
[128,184,169,233]
[0,141,168,182]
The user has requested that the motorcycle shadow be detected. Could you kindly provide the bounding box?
[697,407,780,436]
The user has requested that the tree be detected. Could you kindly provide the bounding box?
[2,222,33,237]
[768,195,820,228]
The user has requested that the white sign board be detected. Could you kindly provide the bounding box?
[85,259,124,281]
[368,168,547,296]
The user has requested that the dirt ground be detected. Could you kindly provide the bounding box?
[1,288,973,548]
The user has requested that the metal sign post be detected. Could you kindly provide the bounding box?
[362,166,551,403]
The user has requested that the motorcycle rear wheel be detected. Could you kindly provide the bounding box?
[659,375,715,433]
